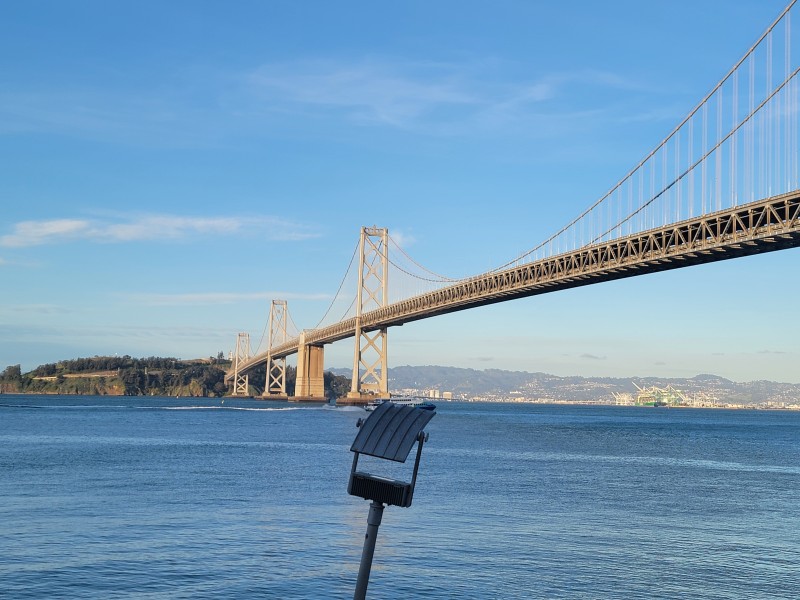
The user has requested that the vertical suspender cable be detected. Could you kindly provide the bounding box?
[747,54,757,202]
[786,12,792,189]
[766,33,770,198]
[662,139,668,226]
[689,115,694,217]
[702,103,708,215]
[676,130,681,222]
[717,89,723,211]
[732,70,738,206]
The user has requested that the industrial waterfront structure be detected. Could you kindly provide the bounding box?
[613,385,719,408]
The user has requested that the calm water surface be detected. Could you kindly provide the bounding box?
[1,395,798,599]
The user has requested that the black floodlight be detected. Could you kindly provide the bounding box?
[348,401,435,599]
[348,401,435,507]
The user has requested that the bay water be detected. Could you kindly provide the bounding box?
[1,395,798,598]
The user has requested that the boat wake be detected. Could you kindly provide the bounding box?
[322,405,365,412]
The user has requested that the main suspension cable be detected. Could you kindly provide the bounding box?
[312,239,360,329]
[388,235,460,282]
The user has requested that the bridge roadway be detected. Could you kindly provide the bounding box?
[229,190,800,380]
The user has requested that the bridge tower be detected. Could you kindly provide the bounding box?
[231,332,251,397]
[346,226,389,402]
[263,300,288,399]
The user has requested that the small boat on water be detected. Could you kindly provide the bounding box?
[365,396,436,412]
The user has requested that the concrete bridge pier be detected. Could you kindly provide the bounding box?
[261,392,289,400]
[292,334,326,402]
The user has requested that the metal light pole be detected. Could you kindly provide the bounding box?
[347,402,435,599]
[353,501,385,600]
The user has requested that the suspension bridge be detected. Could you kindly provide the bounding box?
[226,2,800,402]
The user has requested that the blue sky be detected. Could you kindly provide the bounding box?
[2,0,798,383]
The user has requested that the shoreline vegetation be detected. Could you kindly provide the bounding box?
[0,355,350,399]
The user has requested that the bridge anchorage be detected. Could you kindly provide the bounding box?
[226,1,800,401]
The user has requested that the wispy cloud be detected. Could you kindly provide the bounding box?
[1,219,90,248]
[0,89,211,146]
[0,214,319,248]
[0,59,661,145]
[127,291,332,306]
[245,59,652,133]
[7,304,74,315]
[248,59,477,127]
[480,70,641,117]
[388,229,417,249]
[580,353,606,360]
[0,321,233,341]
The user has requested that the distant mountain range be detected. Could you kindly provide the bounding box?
[330,365,800,406]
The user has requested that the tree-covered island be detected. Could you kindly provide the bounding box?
[0,355,351,399]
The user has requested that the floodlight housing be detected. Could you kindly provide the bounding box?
[348,472,414,508]
[347,401,435,508]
